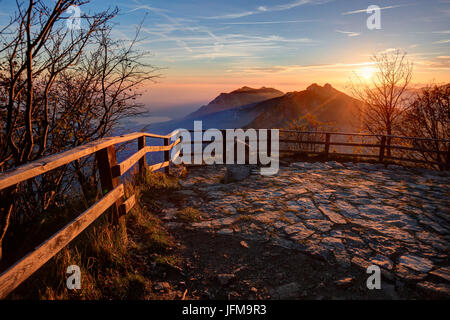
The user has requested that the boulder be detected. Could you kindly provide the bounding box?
[224,164,252,183]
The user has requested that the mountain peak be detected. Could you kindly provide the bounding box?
[306,83,338,96]
[306,83,320,91]
[232,86,255,93]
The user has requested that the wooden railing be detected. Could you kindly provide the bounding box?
[278,130,449,169]
[0,128,448,298]
[184,129,449,169]
[0,130,180,299]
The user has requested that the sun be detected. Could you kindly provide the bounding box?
[359,66,376,80]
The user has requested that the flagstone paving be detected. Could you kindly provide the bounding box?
[161,161,450,296]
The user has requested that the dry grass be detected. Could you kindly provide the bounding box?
[7,168,182,300]
[175,207,202,223]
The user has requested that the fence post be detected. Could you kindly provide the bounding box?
[95,145,124,227]
[164,137,170,174]
[379,136,386,162]
[324,133,330,159]
[138,136,146,174]
[268,129,272,159]
[222,130,227,164]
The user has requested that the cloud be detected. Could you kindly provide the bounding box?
[238,61,376,74]
[125,4,169,14]
[205,0,333,19]
[342,4,413,15]
[335,30,361,37]
[219,19,319,25]
[417,56,450,69]
[433,39,450,44]
[207,11,256,19]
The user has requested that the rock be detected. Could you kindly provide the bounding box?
[351,256,372,270]
[225,165,252,183]
[327,161,344,169]
[217,274,235,286]
[240,240,249,248]
[272,282,300,299]
[370,254,393,270]
[335,277,354,288]
[318,205,346,224]
[321,237,345,250]
[394,264,427,281]
[304,219,334,232]
[429,267,450,282]
[218,228,234,235]
[334,201,360,219]
[284,223,314,240]
[398,254,434,273]
[417,281,450,298]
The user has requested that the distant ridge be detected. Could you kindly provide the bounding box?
[245,83,363,131]
[144,83,364,135]
[186,86,284,119]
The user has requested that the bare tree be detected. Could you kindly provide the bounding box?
[350,50,413,156]
[0,1,158,260]
[401,84,450,170]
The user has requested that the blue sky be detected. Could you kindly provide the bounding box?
[1,0,449,113]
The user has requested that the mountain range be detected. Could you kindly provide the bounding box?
[142,83,364,134]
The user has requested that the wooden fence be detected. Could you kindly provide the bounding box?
[278,130,449,169]
[0,128,448,298]
[185,129,449,169]
[0,130,180,299]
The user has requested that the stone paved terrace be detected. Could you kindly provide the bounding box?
[161,161,450,297]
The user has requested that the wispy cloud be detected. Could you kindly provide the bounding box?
[433,39,450,44]
[342,4,413,15]
[233,61,376,74]
[335,30,361,37]
[219,19,319,25]
[205,0,332,19]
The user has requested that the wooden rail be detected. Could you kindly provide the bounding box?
[185,129,449,169]
[0,130,180,299]
[278,130,449,168]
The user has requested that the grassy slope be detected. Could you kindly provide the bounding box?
[7,170,183,300]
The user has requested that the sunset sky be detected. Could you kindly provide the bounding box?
[1,0,449,116]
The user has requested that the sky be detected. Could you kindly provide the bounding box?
[1,0,449,116]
